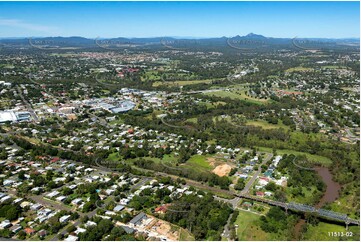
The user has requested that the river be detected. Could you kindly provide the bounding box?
[314,167,341,208]
[294,167,341,239]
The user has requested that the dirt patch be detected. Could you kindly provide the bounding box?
[294,219,306,240]
[212,164,232,177]
[206,157,217,167]
[155,220,179,240]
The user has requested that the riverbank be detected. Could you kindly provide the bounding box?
[293,166,342,239]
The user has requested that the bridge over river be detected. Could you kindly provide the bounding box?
[216,193,359,227]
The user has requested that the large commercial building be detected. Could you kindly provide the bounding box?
[0,111,31,123]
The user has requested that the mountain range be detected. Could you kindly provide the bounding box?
[0,33,359,49]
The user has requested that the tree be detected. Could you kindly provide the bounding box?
[229,168,238,176]
[67,225,76,233]
[5,206,19,221]
[80,216,89,224]
[0,205,20,221]
[83,202,95,213]
[265,181,277,192]
[18,230,26,240]
[18,170,26,180]
[47,181,57,189]
[0,229,11,238]
[62,187,73,196]
[234,178,245,190]
[46,170,54,181]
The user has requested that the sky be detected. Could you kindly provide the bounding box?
[0,1,359,38]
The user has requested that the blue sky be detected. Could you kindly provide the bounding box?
[0,1,359,38]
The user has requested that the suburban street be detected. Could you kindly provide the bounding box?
[241,152,273,194]
[16,85,38,122]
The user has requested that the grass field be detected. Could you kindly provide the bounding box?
[142,67,199,82]
[321,65,343,69]
[246,119,289,130]
[0,64,15,68]
[204,90,268,105]
[199,100,226,109]
[217,115,288,131]
[178,227,195,241]
[186,117,198,123]
[141,70,162,81]
[235,210,271,241]
[237,90,269,103]
[125,153,217,174]
[108,118,124,125]
[186,155,212,170]
[285,67,314,72]
[107,152,121,161]
[303,222,360,241]
[153,79,213,87]
[341,87,358,92]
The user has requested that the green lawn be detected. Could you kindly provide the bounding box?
[186,117,198,123]
[286,67,314,72]
[234,210,272,241]
[153,79,213,87]
[186,155,212,170]
[107,152,121,161]
[0,64,15,68]
[130,154,180,168]
[246,119,289,130]
[178,227,195,241]
[321,65,343,69]
[303,222,360,241]
[204,90,268,105]
[109,118,124,125]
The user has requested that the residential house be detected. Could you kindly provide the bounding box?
[9,224,22,233]
[59,215,71,223]
[129,212,147,226]
[24,227,35,235]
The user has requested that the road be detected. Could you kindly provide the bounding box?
[30,195,75,213]
[50,209,98,241]
[0,131,21,150]
[130,177,152,190]
[6,189,107,240]
[49,196,114,241]
[88,112,112,129]
[221,213,233,240]
[6,189,95,240]
[241,152,273,194]
[215,196,240,209]
[16,85,38,122]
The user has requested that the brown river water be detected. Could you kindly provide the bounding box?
[293,167,341,239]
[314,167,341,208]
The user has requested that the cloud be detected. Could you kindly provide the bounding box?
[0,18,58,34]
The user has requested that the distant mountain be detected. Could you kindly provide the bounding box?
[244,33,268,39]
[0,34,358,50]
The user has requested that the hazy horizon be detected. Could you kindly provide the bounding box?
[0,34,360,40]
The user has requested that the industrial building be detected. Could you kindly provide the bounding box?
[0,111,31,123]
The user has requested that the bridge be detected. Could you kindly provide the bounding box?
[237,193,359,227]
[215,193,359,228]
